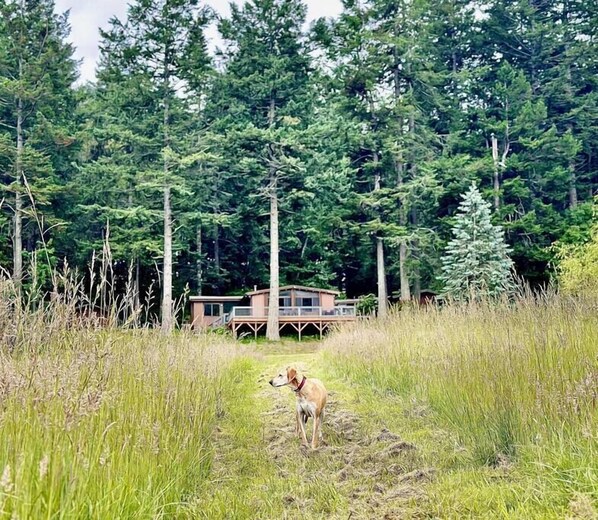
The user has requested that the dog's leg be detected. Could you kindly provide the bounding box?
[318,409,324,441]
[311,414,320,449]
[297,412,309,447]
[295,410,301,436]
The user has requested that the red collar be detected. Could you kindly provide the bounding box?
[294,376,307,393]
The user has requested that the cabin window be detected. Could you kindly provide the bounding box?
[298,297,319,307]
[204,303,222,317]
[279,297,291,308]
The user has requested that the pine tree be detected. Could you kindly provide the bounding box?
[0,0,77,289]
[79,0,212,331]
[440,184,515,300]
[212,0,311,340]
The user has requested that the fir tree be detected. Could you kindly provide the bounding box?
[0,0,77,288]
[440,184,515,300]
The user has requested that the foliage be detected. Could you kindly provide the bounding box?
[555,199,598,296]
[439,184,515,300]
[0,0,596,320]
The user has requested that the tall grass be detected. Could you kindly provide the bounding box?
[324,295,597,472]
[0,274,243,518]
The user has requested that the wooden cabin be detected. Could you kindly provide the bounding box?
[190,285,357,339]
[189,295,246,328]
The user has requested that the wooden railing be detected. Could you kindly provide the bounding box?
[229,306,356,319]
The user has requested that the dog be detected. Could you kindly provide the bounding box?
[269,366,327,449]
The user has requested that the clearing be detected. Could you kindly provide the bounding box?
[188,342,445,519]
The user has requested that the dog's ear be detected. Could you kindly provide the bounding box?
[286,366,297,383]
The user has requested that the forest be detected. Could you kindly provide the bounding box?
[1,0,596,325]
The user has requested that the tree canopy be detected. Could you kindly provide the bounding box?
[0,0,595,323]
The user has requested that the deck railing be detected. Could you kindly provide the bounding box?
[229,306,356,319]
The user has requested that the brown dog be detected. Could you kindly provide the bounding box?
[269,366,327,449]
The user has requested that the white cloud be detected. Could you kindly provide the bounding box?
[54,0,342,83]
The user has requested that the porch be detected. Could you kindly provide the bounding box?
[226,305,357,340]
[190,285,358,339]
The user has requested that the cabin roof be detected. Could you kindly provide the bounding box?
[246,285,340,296]
[189,295,245,303]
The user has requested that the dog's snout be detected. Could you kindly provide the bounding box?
[269,379,274,386]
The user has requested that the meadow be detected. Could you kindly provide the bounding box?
[0,279,246,518]
[0,281,596,518]
[324,295,598,517]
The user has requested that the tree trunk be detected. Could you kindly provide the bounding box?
[266,171,280,341]
[135,257,140,310]
[396,156,411,303]
[373,150,388,317]
[376,237,387,317]
[213,223,220,280]
[563,3,578,209]
[266,97,280,341]
[162,183,173,331]
[569,160,578,209]
[196,222,203,295]
[13,90,23,289]
[411,206,420,301]
[161,85,173,332]
[491,133,500,211]
[394,37,411,304]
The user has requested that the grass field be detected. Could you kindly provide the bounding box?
[324,295,598,518]
[0,288,596,518]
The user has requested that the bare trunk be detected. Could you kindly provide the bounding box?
[376,237,387,317]
[491,133,500,211]
[372,150,388,317]
[161,83,173,332]
[162,184,173,331]
[569,161,578,208]
[561,6,578,209]
[395,154,410,303]
[566,122,578,209]
[213,223,220,278]
[266,172,280,341]
[393,41,411,303]
[567,126,578,208]
[135,257,140,310]
[196,223,203,295]
[411,206,420,300]
[266,96,280,341]
[13,90,23,288]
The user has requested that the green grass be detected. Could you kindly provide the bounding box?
[323,295,598,517]
[0,329,242,518]
[1,284,596,518]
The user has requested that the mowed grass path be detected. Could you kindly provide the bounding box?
[186,342,531,520]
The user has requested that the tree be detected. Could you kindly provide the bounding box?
[440,184,515,300]
[213,0,311,340]
[0,0,77,289]
[555,198,597,296]
[80,0,212,331]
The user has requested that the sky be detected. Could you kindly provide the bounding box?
[54,0,343,83]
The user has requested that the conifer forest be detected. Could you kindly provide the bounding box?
[1,0,597,318]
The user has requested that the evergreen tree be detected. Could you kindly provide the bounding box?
[73,0,212,330]
[0,0,77,288]
[440,184,515,300]
[210,0,311,340]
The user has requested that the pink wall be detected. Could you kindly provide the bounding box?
[191,302,221,329]
[251,294,266,317]
[321,293,335,311]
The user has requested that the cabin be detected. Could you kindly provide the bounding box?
[190,285,357,339]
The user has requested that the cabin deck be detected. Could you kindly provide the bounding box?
[223,306,357,340]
